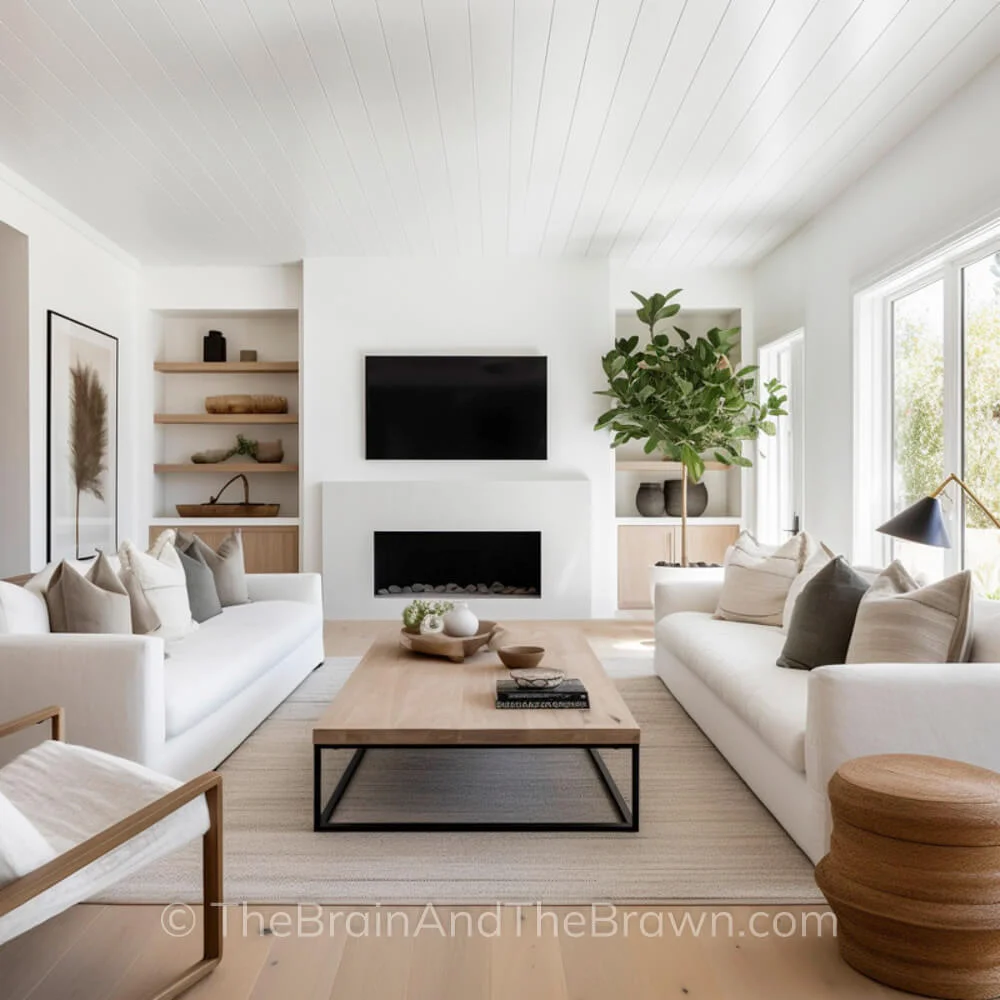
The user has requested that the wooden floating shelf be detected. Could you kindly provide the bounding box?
[154,361,298,373]
[154,413,298,424]
[154,464,298,474]
[615,460,729,473]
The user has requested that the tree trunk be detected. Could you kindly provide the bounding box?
[681,464,689,568]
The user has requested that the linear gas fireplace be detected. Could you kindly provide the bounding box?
[374,531,541,598]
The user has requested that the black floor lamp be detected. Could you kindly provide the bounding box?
[877,473,1000,548]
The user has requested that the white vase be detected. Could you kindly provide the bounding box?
[443,602,479,637]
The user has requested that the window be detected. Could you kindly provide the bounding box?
[757,331,804,546]
[855,223,1000,590]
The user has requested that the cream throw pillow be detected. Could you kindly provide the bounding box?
[118,531,197,640]
[715,532,818,627]
[846,562,973,664]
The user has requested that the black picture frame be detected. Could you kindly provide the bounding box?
[46,310,119,563]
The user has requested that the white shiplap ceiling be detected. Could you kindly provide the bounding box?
[0,0,998,265]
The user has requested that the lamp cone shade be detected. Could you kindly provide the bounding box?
[877,496,951,548]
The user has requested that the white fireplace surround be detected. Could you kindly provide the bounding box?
[323,479,592,620]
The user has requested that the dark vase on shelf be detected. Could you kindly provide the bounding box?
[665,479,709,517]
[635,482,666,517]
[203,329,227,363]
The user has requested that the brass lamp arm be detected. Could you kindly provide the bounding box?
[930,474,1000,531]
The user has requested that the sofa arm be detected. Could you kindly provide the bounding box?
[806,662,1000,795]
[653,579,724,623]
[0,635,165,767]
[246,572,322,608]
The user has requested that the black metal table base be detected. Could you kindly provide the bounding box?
[313,744,640,832]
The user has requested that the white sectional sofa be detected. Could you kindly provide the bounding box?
[0,572,324,780]
[654,576,1000,863]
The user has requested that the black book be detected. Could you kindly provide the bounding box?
[495,678,589,710]
[496,678,588,700]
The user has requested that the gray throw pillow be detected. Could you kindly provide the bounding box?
[777,557,870,670]
[44,552,132,634]
[177,531,249,607]
[177,547,223,623]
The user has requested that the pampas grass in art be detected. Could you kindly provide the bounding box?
[69,361,108,558]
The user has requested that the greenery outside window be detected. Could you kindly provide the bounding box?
[855,223,1000,592]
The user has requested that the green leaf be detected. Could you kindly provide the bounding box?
[652,302,681,323]
[735,365,758,378]
[759,419,777,436]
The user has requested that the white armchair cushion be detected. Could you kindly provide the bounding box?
[119,531,197,641]
[0,741,209,945]
[0,791,56,885]
[0,583,49,635]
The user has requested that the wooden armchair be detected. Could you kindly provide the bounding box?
[0,706,223,1000]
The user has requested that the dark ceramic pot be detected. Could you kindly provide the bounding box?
[665,479,708,517]
[635,482,666,517]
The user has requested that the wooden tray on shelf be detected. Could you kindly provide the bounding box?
[176,503,280,518]
[175,472,280,518]
[399,621,499,663]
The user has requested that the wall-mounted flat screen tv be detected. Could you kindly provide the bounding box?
[365,355,547,460]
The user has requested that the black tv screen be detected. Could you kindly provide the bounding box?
[365,355,547,460]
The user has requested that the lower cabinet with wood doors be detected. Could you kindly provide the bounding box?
[617,523,740,610]
[148,524,299,574]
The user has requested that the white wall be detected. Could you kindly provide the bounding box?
[0,222,30,576]
[301,257,616,616]
[753,57,1000,556]
[0,164,139,571]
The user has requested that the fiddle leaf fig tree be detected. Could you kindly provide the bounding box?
[595,290,787,564]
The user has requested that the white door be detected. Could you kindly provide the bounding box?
[757,331,804,545]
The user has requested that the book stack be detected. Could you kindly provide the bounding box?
[495,678,589,710]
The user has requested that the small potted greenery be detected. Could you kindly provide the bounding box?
[595,289,786,581]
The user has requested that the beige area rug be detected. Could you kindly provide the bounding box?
[108,657,820,905]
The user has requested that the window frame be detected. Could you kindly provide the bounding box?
[854,223,1000,571]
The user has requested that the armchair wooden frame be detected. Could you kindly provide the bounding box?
[0,706,223,1000]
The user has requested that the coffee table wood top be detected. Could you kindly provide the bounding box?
[313,625,640,747]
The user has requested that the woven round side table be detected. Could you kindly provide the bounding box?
[816,754,1000,1000]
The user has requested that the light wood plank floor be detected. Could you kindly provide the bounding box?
[0,620,925,999]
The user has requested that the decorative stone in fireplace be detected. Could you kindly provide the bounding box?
[374,531,541,597]
[322,479,591,619]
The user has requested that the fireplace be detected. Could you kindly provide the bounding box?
[374,531,541,598]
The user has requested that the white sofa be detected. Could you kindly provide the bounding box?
[0,572,324,780]
[654,577,1000,863]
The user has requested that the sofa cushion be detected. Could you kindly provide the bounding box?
[43,554,132,635]
[163,600,321,738]
[118,532,197,641]
[846,562,974,664]
[715,532,818,627]
[656,612,808,771]
[0,582,49,635]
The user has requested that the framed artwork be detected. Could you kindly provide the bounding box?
[47,311,118,562]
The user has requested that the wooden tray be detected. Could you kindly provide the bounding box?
[399,621,499,663]
[176,503,280,517]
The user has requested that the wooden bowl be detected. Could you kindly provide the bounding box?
[399,621,498,663]
[497,645,545,670]
[205,394,253,414]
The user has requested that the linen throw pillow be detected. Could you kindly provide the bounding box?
[846,561,974,664]
[42,553,132,634]
[177,531,249,607]
[177,546,223,623]
[118,531,197,640]
[777,557,871,670]
[715,531,818,627]
[0,791,56,886]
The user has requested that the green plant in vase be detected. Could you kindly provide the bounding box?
[594,289,787,566]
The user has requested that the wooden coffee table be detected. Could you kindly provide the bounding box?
[312,626,640,832]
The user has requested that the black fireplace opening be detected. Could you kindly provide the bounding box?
[374,531,541,598]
